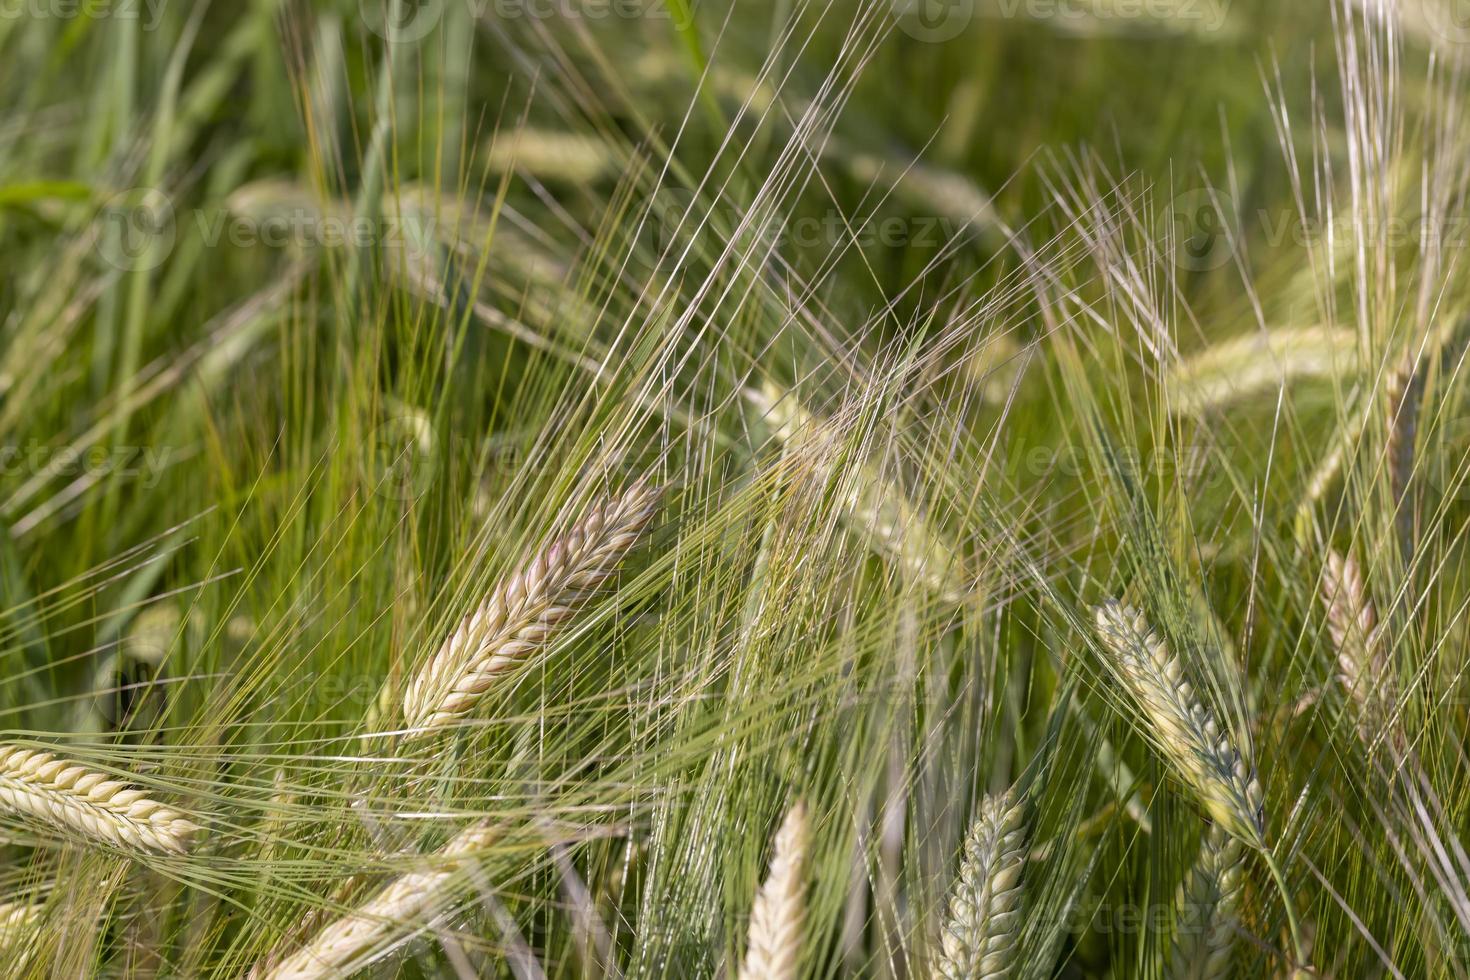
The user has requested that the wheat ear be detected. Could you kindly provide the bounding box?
[253,821,497,980]
[485,126,615,184]
[0,743,198,855]
[738,802,810,980]
[402,478,662,734]
[933,789,1028,980]
[0,899,41,975]
[1169,824,1245,980]
[1092,602,1264,846]
[1320,549,1396,746]
[1167,325,1358,416]
[0,899,41,943]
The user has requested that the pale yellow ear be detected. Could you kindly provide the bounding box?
[400,477,663,736]
[0,743,199,855]
[253,820,499,980]
[739,801,810,980]
[1319,548,1398,753]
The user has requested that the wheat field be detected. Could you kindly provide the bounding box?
[0,0,1468,976]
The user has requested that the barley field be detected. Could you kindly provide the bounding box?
[0,0,1467,976]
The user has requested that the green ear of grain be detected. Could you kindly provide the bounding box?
[1166,326,1358,415]
[933,790,1028,980]
[1169,824,1245,980]
[1092,602,1265,848]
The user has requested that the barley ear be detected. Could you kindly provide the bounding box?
[0,900,41,943]
[933,789,1028,980]
[0,744,198,855]
[253,821,497,980]
[1169,824,1245,980]
[1320,549,1396,747]
[0,899,42,975]
[738,801,810,980]
[1092,602,1264,847]
[402,478,662,734]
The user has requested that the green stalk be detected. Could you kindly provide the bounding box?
[1260,848,1309,972]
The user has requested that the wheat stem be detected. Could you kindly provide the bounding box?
[401,478,662,734]
[1385,359,1423,554]
[1091,602,1264,847]
[1260,849,1309,971]
[738,802,809,980]
[0,743,198,855]
[933,789,1028,980]
[253,821,498,980]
